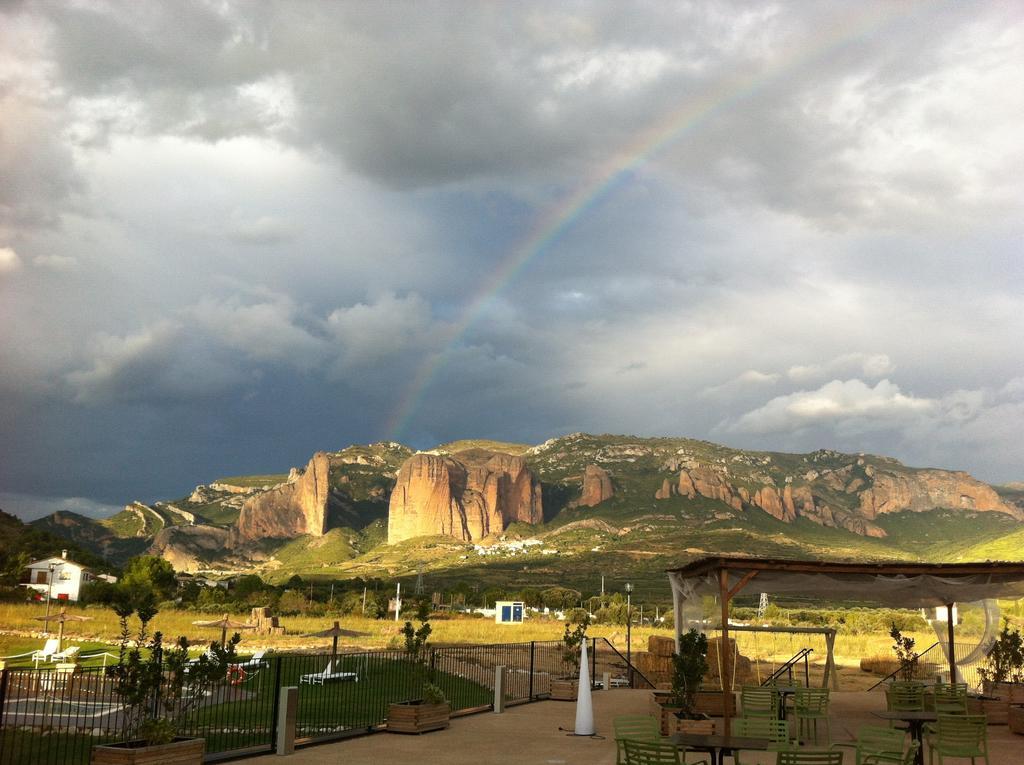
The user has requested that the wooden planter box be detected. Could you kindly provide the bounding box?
[677,717,717,735]
[967,696,1008,725]
[551,679,578,701]
[91,737,204,765]
[983,681,1024,702]
[650,692,727,736]
[1008,705,1024,735]
[386,701,450,734]
[652,704,718,736]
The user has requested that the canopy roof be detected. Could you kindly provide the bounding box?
[667,556,1024,608]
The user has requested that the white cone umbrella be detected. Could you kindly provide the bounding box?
[574,638,595,736]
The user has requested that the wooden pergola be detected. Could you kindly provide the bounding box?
[667,556,1024,736]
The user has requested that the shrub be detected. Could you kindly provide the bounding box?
[671,629,709,718]
[890,623,919,682]
[979,619,1024,684]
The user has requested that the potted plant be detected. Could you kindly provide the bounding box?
[889,624,919,682]
[551,615,591,700]
[976,619,1024,724]
[387,602,450,733]
[91,589,238,764]
[648,630,716,735]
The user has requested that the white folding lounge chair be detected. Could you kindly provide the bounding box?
[299,661,358,685]
[236,650,267,670]
[51,645,80,663]
[32,638,60,667]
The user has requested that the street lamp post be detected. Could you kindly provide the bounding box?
[43,562,57,636]
[625,582,633,687]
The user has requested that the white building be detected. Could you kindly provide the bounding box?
[495,601,524,624]
[22,550,97,602]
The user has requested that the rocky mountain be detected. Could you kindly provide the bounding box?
[235,452,332,540]
[387,450,542,544]
[573,464,615,508]
[29,434,1024,583]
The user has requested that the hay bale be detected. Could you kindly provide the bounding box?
[649,636,676,657]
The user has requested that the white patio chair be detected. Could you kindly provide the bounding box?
[32,638,60,666]
[299,661,358,685]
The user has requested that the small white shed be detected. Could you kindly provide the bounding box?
[495,601,524,624]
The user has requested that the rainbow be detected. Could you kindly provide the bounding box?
[386,1,932,441]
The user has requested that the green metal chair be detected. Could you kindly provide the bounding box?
[741,685,780,719]
[776,749,844,765]
[853,725,908,765]
[614,715,662,765]
[925,714,989,765]
[794,688,831,745]
[732,717,793,765]
[886,682,925,728]
[863,741,919,765]
[930,683,969,715]
[624,738,710,765]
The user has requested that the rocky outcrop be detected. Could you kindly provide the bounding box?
[387,451,543,544]
[651,458,1019,537]
[235,452,332,540]
[576,465,614,507]
[753,486,794,522]
[858,470,1018,519]
[148,524,231,572]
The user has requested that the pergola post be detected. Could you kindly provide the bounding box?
[823,629,839,690]
[946,603,957,683]
[718,569,731,737]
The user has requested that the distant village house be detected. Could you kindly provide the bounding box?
[21,550,115,602]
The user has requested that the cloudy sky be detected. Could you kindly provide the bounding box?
[2,1,1022,521]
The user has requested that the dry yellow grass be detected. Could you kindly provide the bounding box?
[0,601,967,680]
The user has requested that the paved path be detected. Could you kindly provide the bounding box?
[244,689,1023,765]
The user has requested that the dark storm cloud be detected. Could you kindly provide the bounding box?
[1,1,1023,518]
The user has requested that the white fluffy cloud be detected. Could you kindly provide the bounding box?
[729,378,933,435]
[787,353,895,383]
[0,247,22,274]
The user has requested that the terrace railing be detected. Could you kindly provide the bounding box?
[0,638,647,765]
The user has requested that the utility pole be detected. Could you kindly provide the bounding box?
[43,561,57,635]
[625,582,634,687]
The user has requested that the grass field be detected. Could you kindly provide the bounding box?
[0,601,982,687]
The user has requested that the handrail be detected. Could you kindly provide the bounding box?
[867,641,941,691]
[762,647,813,686]
[595,637,656,689]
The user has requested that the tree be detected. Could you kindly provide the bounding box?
[120,556,177,601]
[231,574,267,601]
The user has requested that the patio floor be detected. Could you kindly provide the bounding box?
[244,689,1022,765]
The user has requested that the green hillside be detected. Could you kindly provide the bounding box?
[29,433,1024,595]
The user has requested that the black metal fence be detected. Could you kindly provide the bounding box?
[0,638,641,765]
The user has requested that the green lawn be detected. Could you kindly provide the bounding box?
[0,654,492,765]
[186,654,491,750]
[0,637,117,668]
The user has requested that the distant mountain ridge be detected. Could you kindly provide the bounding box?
[29,434,1024,583]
